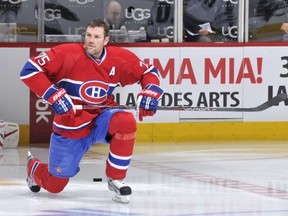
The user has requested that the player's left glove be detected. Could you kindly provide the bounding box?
[137,84,164,121]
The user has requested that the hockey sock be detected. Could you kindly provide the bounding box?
[106,112,137,179]
[33,163,69,193]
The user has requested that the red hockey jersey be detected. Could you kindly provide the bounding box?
[20,43,160,138]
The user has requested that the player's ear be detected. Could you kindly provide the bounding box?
[104,36,109,45]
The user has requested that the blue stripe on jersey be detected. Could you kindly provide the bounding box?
[143,66,160,79]
[57,79,119,99]
[108,153,131,167]
[150,66,160,76]
[107,86,117,96]
[20,61,41,79]
[57,80,82,98]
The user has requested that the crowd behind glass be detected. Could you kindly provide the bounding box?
[0,0,287,43]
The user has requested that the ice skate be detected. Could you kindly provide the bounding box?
[26,151,41,193]
[107,178,132,204]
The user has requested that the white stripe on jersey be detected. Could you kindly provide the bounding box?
[53,120,91,130]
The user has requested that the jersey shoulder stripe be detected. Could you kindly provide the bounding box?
[20,59,43,80]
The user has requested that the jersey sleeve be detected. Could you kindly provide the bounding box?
[140,65,160,88]
[20,47,63,98]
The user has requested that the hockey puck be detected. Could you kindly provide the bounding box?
[93,178,103,182]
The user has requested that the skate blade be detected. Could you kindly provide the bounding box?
[112,194,130,204]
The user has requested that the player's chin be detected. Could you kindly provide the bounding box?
[86,47,96,55]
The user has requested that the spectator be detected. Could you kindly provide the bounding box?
[183,0,237,42]
[104,0,122,29]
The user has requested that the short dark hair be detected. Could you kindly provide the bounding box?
[86,18,110,37]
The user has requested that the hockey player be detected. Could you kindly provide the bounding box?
[20,18,163,204]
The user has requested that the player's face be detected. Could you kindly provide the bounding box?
[84,26,109,59]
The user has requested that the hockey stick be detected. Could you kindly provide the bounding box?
[74,93,287,112]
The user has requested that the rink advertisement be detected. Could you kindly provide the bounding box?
[24,45,288,142]
[28,46,54,143]
[118,46,288,122]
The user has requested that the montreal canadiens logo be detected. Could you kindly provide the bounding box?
[79,80,108,104]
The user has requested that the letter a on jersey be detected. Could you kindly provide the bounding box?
[109,67,116,76]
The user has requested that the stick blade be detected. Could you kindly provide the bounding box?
[266,93,287,107]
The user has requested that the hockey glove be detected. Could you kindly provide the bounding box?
[42,85,75,116]
[137,84,163,121]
